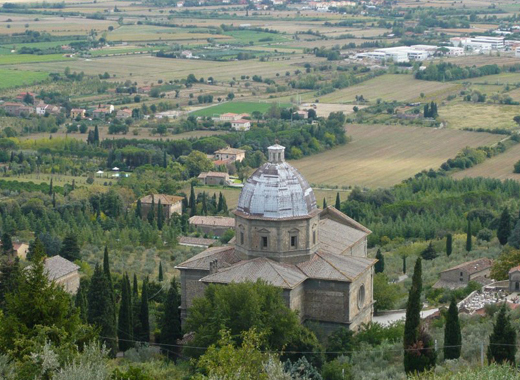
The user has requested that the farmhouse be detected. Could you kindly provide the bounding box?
[198,171,230,185]
[139,194,184,220]
[44,255,80,294]
[231,119,251,131]
[13,243,29,260]
[214,147,246,162]
[70,108,86,119]
[219,113,250,122]
[116,109,133,119]
[433,258,493,290]
[509,266,520,292]
[177,144,375,332]
[1,102,34,116]
[188,215,235,236]
[36,102,61,116]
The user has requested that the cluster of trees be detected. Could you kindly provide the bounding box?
[415,63,501,82]
[423,102,438,118]
[343,176,520,246]
[403,257,517,375]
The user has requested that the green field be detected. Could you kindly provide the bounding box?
[0,69,49,89]
[0,39,83,51]
[0,54,73,65]
[191,101,291,116]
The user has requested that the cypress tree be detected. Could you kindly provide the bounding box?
[0,255,20,310]
[487,303,516,365]
[202,192,208,216]
[118,273,133,352]
[160,278,182,358]
[446,234,453,257]
[323,198,327,209]
[135,199,142,219]
[217,192,224,212]
[189,183,196,216]
[75,278,88,322]
[402,255,407,274]
[1,232,13,256]
[404,258,436,374]
[421,242,438,261]
[443,297,461,360]
[49,178,53,196]
[157,199,164,230]
[138,279,150,342]
[158,261,164,282]
[72,179,75,190]
[466,219,472,252]
[375,249,384,274]
[59,233,81,261]
[182,196,188,214]
[147,196,155,224]
[88,264,117,356]
[133,274,139,300]
[52,192,56,208]
[497,207,512,246]
[423,103,430,118]
[27,237,46,262]
[335,193,341,209]
[94,125,100,145]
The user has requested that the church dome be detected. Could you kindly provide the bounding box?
[236,144,317,219]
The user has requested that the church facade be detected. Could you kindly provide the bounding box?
[176,144,375,332]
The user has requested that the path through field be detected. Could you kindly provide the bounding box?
[292,124,503,188]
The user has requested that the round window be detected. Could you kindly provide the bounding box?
[357,285,365,309]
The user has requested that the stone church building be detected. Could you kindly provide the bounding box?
[176,144,375,332]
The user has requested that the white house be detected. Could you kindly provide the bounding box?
[231,119,251,131]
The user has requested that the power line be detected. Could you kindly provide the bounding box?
[99,336,520,355]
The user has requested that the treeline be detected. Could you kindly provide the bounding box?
[415,63,520,82]
[342,176,520,246]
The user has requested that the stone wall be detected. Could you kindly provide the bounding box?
[348,267,373,330]
[235,213,320,264]
[510,271,520,292]
[55,271,80,295]
[141,202,182,221]
[179,268,209,326]
[303,280,349,324]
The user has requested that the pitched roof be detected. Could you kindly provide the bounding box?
[232,119,250,124]
[509,265,520,274]
[200,257,307,289]
[175,246,241,270]
[215,147,246,155]
[45,255,79,280]
[178,236,217,247]
[140,194,184,205]
[441,258,493,275]
[189,216,235,228]
[297,251,375,282]
[318,207,370,256]
[198,171,229,178]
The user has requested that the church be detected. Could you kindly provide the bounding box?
[176,144,375,332]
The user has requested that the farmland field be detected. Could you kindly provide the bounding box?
[438,103,520,130]
[291,124,503,188]
[316,74,459,103]
[0,69,49,89]
[190,101,291,117]
[452,143,520,182]
[11,54,325,83]
[0,54,73,65]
